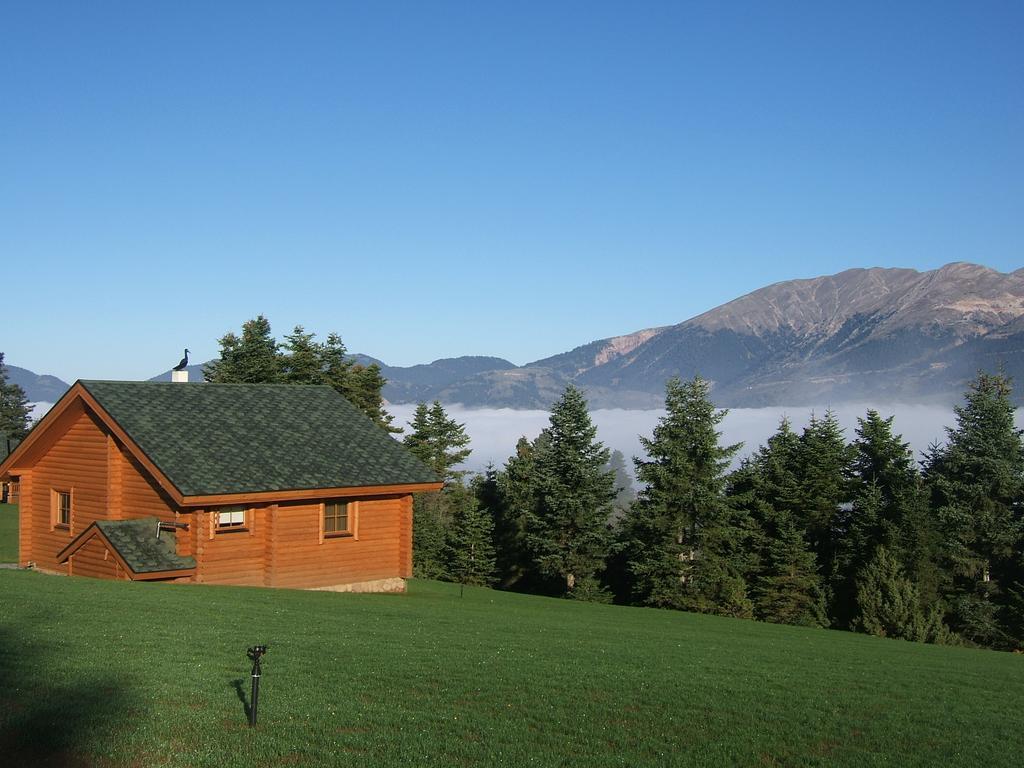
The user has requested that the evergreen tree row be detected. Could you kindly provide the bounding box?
[415,371,1024,652]
[204,316,397,432]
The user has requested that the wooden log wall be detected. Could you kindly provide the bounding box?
[121,449,178,522]
[193,507,267,586]
[26,408,109,572]
[18,472,32,567]
[68,534,126,580]
[399,494,413,578]
[22,405,182,573]
[266,495,405,589]
[194,495,409,588]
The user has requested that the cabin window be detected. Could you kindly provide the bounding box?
[53,490,72,530]
[323,501,354,537]
[215,506,247,532]
[323,501,349,535]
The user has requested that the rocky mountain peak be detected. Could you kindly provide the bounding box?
[592,328,667,368]
[681,263,1024,342]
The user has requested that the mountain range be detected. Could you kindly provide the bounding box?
[366,262,1024,408]
[14,262,1024,408]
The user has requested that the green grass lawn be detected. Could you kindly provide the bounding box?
[0,503,17,562]
[1,570,1021,768]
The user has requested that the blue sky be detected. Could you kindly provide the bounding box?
[2,2,1021,382]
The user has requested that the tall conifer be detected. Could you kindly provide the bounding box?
[925,371,1024,647]
[525,385,615,600]
[832,410,926,628]
[205,316,281,383]
[402,401,470,482]
[281,325,324,384]
[447,481,497,587]
[795,411,854,569]
[854,547,951,644]
[606,449,636,526]
[624,376,749,615]
[490,436,540,588]
[403,401,476,580]
[0,352,32,441]
[731,420,827,626]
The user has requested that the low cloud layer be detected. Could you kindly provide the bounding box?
[388,402,1017,477]
[28,402,54,422]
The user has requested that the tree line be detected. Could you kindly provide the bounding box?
[413,372,1024,652]
[203,316,398,432]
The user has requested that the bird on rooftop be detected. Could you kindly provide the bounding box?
[173,349,190,371]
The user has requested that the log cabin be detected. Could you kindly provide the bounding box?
[0,379,441,590]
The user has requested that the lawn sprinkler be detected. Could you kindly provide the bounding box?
[246,645,268,727]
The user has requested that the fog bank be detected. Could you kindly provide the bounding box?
[387,402,1023,476]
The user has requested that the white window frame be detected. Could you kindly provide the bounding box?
[215,506,247,531]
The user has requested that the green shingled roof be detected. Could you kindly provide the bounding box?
[80,381,438,497]
[95,517,196,574]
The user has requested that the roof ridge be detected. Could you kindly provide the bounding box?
[80,379,336,389]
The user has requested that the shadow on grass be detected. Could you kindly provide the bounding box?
[230,678,252,722]
[0,625,140,767]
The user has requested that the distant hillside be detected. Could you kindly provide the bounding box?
[357,355,518,404]
[4,365,70,403]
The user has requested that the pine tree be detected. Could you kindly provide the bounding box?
[345,363,400,433]
[832,410,927,629]
[851,410,918,497]
[447,481,497,587]
[411,490,450,579]
[492,436,539,588]
[925,370,1024,648]
[795,410,855,568]
[281,325,324,384]
[606,449,636,526]
[320,333,355,393]
[623,376,750,616]
[403,403,433,465]
[205,315,281,383]
[854,547,952,644]
[203,331,242,382]
[403,400,474,579]
[752,516,828,627]
[730,420,827,627]
[402,401,471,483]
[428,401,471,482]
[525,385,615,600]
[0,353,32,441]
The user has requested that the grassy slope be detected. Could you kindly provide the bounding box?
[0,503,17,562]
[1,571,1021,767]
